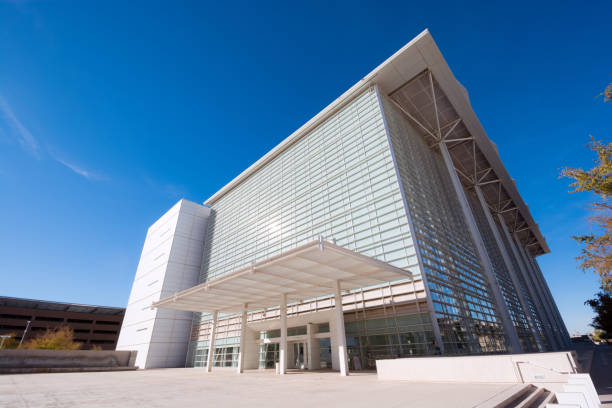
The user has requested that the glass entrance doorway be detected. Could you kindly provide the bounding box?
[319,338,332,369]
[258,342,309,370]
[258,343,279,369]
[256,323,332,371]
[291,342,307,369]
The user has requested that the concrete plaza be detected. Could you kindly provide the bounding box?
[0,368,518,408]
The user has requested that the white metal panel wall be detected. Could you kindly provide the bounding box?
[117,199,210,368]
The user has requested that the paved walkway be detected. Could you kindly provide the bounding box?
[0,368,517,408]
[572,343,612,406]
[587,345,612,406]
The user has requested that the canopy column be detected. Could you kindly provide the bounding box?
[334,280,349,376]
[279,294,287,375]
[206,310,218,373]
[306,323,314,370]
[237,304,247,374]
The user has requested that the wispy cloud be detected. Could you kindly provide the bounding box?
[54,157,106,181]
[0,95,106,181]
[0,96,39,157]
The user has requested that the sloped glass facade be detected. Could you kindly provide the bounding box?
[465,191,538,352]
[380,94,508,354]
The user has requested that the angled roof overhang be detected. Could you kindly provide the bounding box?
[152,240,412,314]
[203,30,548,256]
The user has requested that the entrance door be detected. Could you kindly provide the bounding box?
[319,338,332,369]
[291,342,308,369]
[258,343,279,369]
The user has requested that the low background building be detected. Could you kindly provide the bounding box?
[0,296,124,350]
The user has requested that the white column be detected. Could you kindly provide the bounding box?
[334,280,349,376]
[526,254,566,349]
[515,236,561,350]
[531,259,571,348]
[475,186,541,352]
[498,216,555,351]
[310,324,321,370]
[306,323,314,371]
[237,304,247,374]
[530,259,570,347]
[513,234,561,350]
[279,294,287,375]
[439,144,522,353]
[206,311,218,373]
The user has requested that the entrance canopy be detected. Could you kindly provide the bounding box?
[153,239,412,314]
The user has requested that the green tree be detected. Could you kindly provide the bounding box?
[561,79,612,292]
[585,290,612,339]
[21,326,82,350]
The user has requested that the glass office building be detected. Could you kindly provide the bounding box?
[117,30,569,371]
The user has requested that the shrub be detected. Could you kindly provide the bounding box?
[21,326,82,350]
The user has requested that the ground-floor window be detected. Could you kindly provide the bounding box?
[188,338,240,368]
[344,310,435,369]
[187,308,436,369]
[213,346,239,367]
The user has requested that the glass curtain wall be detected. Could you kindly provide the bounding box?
[345,306,434,369]
[380,94,507,354]
[495,219,551,350]
[465,191,538,352]
[188,88,423,366]
[200,88,419,281]
[188,337,241,368]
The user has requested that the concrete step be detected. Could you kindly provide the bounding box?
[534,391,556,408]
[475,384,535,408]
[515,387,546,408]
[500,385,539,408]
[474,384,558,408]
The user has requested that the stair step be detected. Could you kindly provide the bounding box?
[535,391,556,408]
[515,387,545,408]
[500,385,538,408]
[475,384,534,408]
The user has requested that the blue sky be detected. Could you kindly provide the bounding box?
[0,1,610,334]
